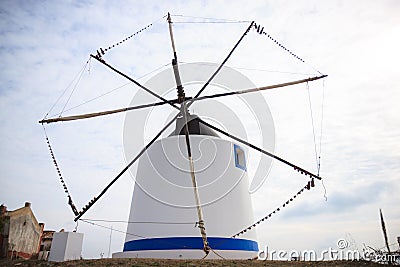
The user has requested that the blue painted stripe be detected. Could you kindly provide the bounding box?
[123,237,258,252]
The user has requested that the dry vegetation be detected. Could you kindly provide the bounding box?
[0,258,386,267]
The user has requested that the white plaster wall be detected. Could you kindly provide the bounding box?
[116,135,257,259]
[48,232,83,262]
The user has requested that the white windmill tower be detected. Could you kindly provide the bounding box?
[113,14,257,259]
[113,117,258,259]
[40,13,326,260]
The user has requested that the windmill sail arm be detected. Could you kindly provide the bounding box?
[39,75,327,124]
[190,75,328,104]
[198,118,322,180]
[39,107,128,124]
[237,75,327,94]
[39,100,178,124]
[190,21,254,102]
[40,54,181,125]
[168,13,211,255]
[90,55,180,111]
[74,111,180,222]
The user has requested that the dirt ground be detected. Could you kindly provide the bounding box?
[0,258,386,267]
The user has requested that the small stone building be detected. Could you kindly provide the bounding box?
[0,202,44,259]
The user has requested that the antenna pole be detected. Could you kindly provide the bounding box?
[167,13,185,103]
[380,209,391,254]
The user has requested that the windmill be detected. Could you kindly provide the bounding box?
[40,14,326,259]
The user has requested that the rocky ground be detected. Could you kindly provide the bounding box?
[0,259,386,267]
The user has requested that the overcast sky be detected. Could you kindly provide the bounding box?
[1,0,399,259]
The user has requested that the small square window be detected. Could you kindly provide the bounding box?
[234,144,246,171]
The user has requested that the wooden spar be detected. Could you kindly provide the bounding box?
[39,75,326,124]
[74,112,180,222]
[191,21,254,100]
[167,13,185,103]
[90,54,180,111]
[168,12,210,255]
[198,118,323,180]
[167,13,177,59]
[40,108,129,124]
[189,74,327,104]
[237,74,327,94]
[38,100,178,124]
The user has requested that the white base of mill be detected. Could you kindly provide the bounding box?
[113,249,257,259]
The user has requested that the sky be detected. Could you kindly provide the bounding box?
[1,0,399,259]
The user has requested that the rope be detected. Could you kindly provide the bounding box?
[210,248,226,259]
[317,79,326,176]
[60,57,90,115]
[79,219,211,251]
[232,179,316,238]
[80,219,194,225]
[321,178,328,201]
[44,58,90,119]
[307,79,328,201]
[201,247,226,259]
[80,219,147,239]
[96,15,167,58]
[306,82,319,169]
[181,103,211,255]
[42,125,79,216]
[178,61,315,76]
[46,62,170,119]
[318,79,328,201]
[174,21,250,24]
[307,78,329,202]
[252,22,323,75]
[170,14,251,23]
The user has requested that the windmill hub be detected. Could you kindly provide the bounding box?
[172,113,218,137]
